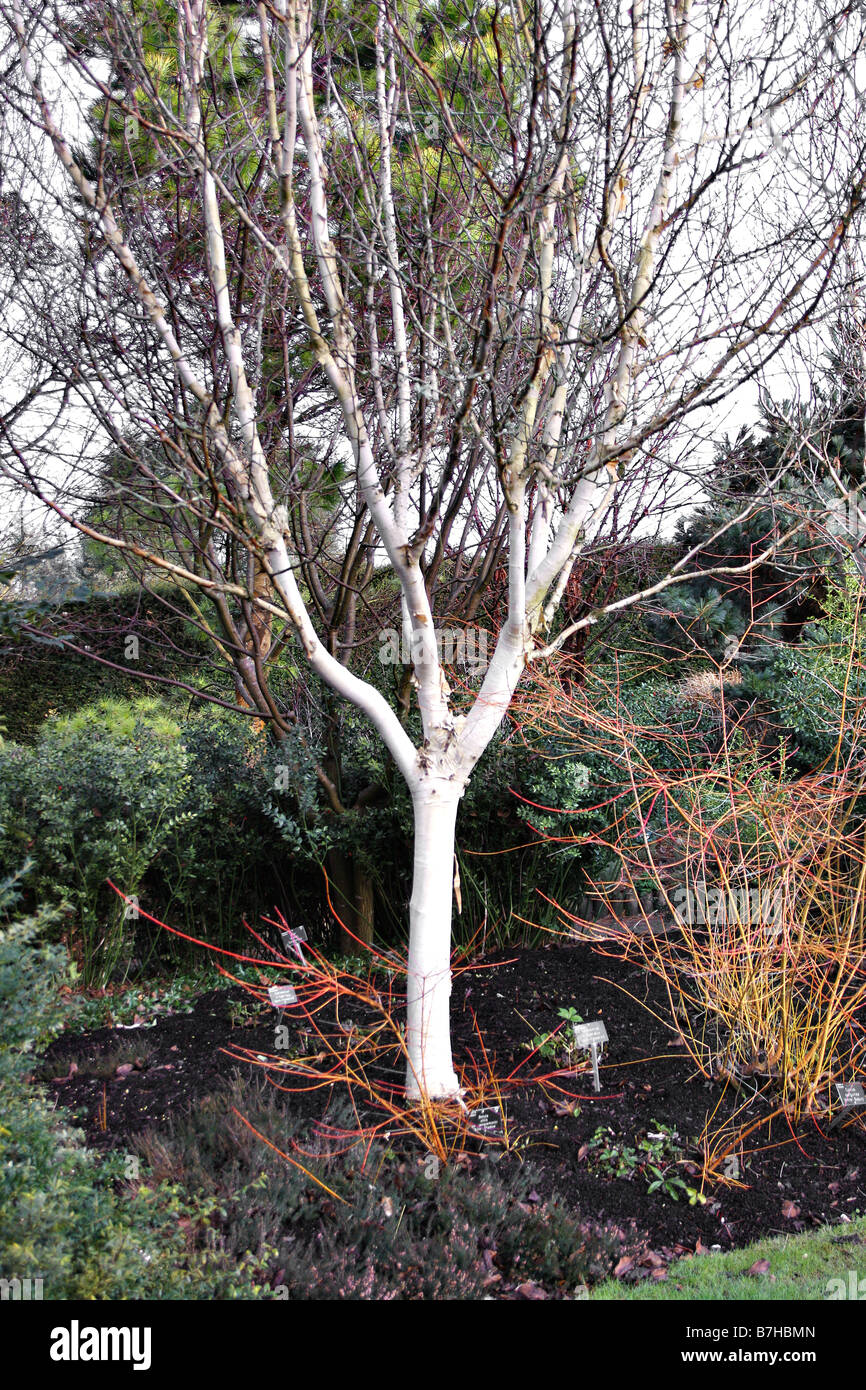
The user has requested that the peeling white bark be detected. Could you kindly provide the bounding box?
[405,777,464,1099]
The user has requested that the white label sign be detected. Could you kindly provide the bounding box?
[268,985,297,1007]
[573,1021,609,1049]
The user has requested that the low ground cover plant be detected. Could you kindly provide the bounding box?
[0,867,267,1297]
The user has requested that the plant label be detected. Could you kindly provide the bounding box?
[829,1081,866,1130]
[268,984,297,1008]
[572,1020,609,1049]
[280,926,307,962]
[573,1020,608,1092]
[280,925,307,945]
[835,1081,866,1108]
[469,1104,504,1136]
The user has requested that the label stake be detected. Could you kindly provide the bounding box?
[572,1020,609,1093]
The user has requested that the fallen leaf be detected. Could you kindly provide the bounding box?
[781,1200,800,1219]
[614,1255,634,1277]
[641,1250,665,1268]
[115,1063,134,1077]
[747,1259,771,1276]
[515,1281,547,1299]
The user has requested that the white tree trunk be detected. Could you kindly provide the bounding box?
[405,777,463,1099]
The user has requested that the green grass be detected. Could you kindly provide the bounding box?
[591,1216,866,1300]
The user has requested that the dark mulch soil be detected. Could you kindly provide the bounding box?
[41,938,866,1277]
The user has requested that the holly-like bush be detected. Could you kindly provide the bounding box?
[0,699,323,983]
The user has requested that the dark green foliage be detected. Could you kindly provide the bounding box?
[0,699,326,984]
[0,701,193,984]
[153,710,327,948]
[136,1082,622,1299]
[0,645,133,744]
[743,563,866,772]
[644,582,748,663]
[510,672,727,893]
[0,871,266,1298]
[0,583,219,745]
[642,378,866,666]
[642,491,812,664]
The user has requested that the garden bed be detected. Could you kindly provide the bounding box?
[42,938,866,1284]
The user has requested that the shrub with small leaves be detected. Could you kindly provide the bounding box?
[0,878,268,1298]
[137,1083,624,1299]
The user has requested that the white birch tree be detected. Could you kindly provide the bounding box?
[1,0,864,1097]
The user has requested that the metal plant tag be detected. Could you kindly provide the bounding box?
[280,925,307,946]
[573,1020,609,1092]
[268,984,297,1007]
[469,1103,504,1136]
[280,925,307,964]
[572,1021,609,1049]
[829,1081,866,1130]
